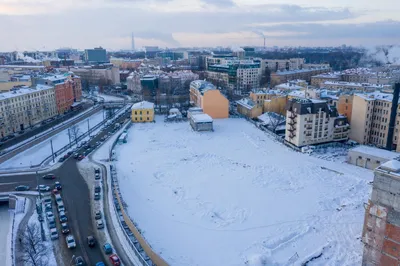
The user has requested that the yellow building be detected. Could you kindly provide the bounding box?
[131,101,155,122]
[236,98,263,118]
[263,95,287,115]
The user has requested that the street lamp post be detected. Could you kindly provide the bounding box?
[36,171,41,200]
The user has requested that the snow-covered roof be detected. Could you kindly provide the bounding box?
[131,101,154,110]
[275,83,304,90]
[350,145,399,160]
[355,92,393,102]
[379,160,400,173]
[0,85,53,101]
[288,90,306,98]
[190,80,216,94]
[191,113,213,123]
[236,98,256,109]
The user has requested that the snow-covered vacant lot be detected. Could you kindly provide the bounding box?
[115,117,372,266]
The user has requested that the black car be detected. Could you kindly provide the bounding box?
[43,174,56,180]
[15,185,30,191]
[75,256,85,266]
[58,157,65,163]
[87,235,96,247]
[61,222,70,234]
[54,182,62,191]
[67,151,73,156]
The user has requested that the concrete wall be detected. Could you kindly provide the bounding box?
[337,95,353,123]
[347,150,389,170]
[236,104,262,118]
[202,90,229,119]
[349,95,371,144]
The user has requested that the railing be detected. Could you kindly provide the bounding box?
[10,211,16,266]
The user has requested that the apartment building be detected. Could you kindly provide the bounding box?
[261,58,305,72]
[337,95,353,123]
[189,80,229,119]
[285,98,349,148]
[131,101,155,122]
[236,98,262,118]
[311,73,341,87]
[322,81,392,92]
[362,160,400,265]
[70,65,120,85]
[340,68,371,83]
[110,58,142,69]
[206,60,261,94]
[270,67,331,87]
[348,92,400,151]
[0,85,57,137]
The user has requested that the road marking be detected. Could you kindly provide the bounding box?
[0,182,21,186]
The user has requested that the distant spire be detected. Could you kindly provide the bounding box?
[131,33,135,51]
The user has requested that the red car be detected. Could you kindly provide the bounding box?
[42,174,56,179]
[77,155,84,161]
[109,254,120,266]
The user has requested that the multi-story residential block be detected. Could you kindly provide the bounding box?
[131,101,155,123]
[0,85,57,137]
[322,81,392,92]
[206,59,261,94]
[110,58,142,69]
[348,91,400,151]
[70,65,120,86]
[337,95,353,123]
[311,73,341,87]
[261,58,305,72]
[270,67,331,87]
[84,47,107,63]
[236,98,262,118]
[340,68,371,83]
[189,80,229,119]
[285,98,349,147]
[33,74,82,114]
[361,160,400,265]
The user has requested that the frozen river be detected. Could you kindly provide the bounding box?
[0,203,10,263]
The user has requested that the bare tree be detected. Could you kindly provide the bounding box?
[18,222,48,266]
[69,124,81,145]
[266,109,286,133]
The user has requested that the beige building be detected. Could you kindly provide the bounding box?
[236,98,263,118]
[285,98,349,148]
[311,73,341,87]
[0,81,32,92]
[70,66,120,85]
[0,85,57,137]
[270,67,331,87]
[322,81,391,92]
[349,92,400,151]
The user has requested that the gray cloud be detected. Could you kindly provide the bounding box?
[134,31,180,46]
[201,0,235,7]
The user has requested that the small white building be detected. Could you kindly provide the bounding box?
[187,107,203,119]
[190,113,213,131]
[347,145,400,170]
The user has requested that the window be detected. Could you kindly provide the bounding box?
[376,160,381,164]
[147,111,149,115]
[140,117,142,120]
[147,117,149,120]
[135,117,137,121]
[135,111,137,115]
[140,111,142,115]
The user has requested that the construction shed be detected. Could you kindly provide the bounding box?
[190,113,213,131]
[347,145,400,170]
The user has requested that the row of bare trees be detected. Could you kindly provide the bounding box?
[18,223,49,266]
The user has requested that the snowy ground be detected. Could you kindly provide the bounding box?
[0,204,10,264]
[114,117,372,266]
[0,111,106,170]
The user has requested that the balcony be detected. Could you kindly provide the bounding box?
[305,120,312,124]
[288,126,296,132]
[306,126,312,130]
[289,132,296,139]
[288,120,297,126]
[289,113,297,119]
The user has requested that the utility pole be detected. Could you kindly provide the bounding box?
[36,171,41,200]
[87,119,90,137]
[50,139,55,163]
[68,128,72,148]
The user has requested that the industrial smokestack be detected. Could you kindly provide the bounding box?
[263,37,266,49]
[386,82,400,150]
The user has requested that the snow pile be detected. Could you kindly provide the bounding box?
[114,117,372,266]
[98,93,125,102]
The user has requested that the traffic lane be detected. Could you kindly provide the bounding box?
[57,159,104,265]
[0,173,60,193]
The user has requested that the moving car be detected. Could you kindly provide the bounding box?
[95,210,102,220]
[109,254,121,266]
[66,235,76,249]
[96,220,104,229]
[15,185,30,191]
[103,243,113,254]
[50,228,58,240]
[87,235,96,247]
[36,185,50,192]
[54,182,62,191]
[42,174,56,180]
[75,256,85,266]
[61,222,70,234]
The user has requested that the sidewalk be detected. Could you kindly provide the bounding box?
[14,196,35,266]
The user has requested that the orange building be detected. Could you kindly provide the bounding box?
[190,80,229,119]
[55,82,74,114]
[71,76,82,102]
[337,94,353,123]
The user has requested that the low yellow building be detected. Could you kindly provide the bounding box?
[263,95,287,115]
[236,98,263,118]
[131,101,155,122]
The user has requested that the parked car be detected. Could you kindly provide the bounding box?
[57,202,65,212]
[43,174,56,180]
[78,155,84,161]
[52,188,60,194]
[103,243,113,254]
[95,210,102,220]
[66,235,76,249]
[67,151,73,156]
[109,254,121,266]
[94,192,100,201]
[36,185,50,192]
[87,236,96,247]
[54,182,62,191]
[73,153,79,159]
[94,167,100,174]
[15,185,30,191]
[95,173,100,180]
[59,211,67,222]
[94,183,101,193]
[75,256,85,266]
[55,194,62,204]
[50,228,58,240]
[96,220,104,229]
[48,218,56,229]
[95,263,105,266]
[46,211,54,220]
[58,157,65,163]
[61,222,70,234]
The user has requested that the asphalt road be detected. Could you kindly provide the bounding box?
[0,107,132,266]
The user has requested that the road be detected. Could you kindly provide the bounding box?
[0,101,93,151]
[0,107,132,266]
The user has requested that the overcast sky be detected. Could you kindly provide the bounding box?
[0,0,399,51]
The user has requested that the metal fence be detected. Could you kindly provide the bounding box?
[10,211,16,266]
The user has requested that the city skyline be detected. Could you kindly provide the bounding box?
[0,0,399,51]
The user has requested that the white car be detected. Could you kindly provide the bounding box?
[50,228,58,240]
[46,211,54,220]
[66,235,76,249]
[36,185,50,192]
[96,220,104,229]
